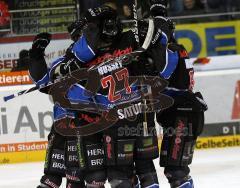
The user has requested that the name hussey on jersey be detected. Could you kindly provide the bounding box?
[98,61,123,75]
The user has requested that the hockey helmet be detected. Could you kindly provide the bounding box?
[67,18,88,41]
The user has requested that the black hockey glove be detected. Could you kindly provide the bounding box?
[51,59,81,79]
[59,58,82,76]
[150,0,168,17]
[68,18,88,42]
[195,92,208,111]
[138,19,162,47]
[138,18,169,47]
[29,33,51,59]
[84,5,117,24]
[32,32,52,52]
[64,43,75,59]
[57,44,80,76]
[153,17,172,46]
[136,51,158,76]
[142,57,157,75]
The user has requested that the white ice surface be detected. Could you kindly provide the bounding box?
[0,147,240,188]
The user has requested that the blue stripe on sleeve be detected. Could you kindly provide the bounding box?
[94,93,113,110]
[49,57,65,75]
[67,84,94,104]
[160,49,179,79]
[53,103,75,121]
[163,88,188,97]
[160,31,168,46]
[72,35,95,63]
[35,73,49,87]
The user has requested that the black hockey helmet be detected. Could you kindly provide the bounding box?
[101,17,122,43]
[150,0,168,17]
[67,18,88,42]
[100,4,122,43]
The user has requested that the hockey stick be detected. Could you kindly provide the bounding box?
[3,85,39,102]
[1,49,143,102]
[132,0,140,45]
[141,19,154,137]
[52,17,156,136]
[133,0,151,137]
[3,77,65,102]
[3,15,154,102]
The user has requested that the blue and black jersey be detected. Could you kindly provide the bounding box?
[28,21,178,122]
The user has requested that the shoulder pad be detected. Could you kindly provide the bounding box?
[168,43,189,59]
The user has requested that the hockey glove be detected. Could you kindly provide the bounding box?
[32,32,52,52]
[29,32,51,59]
[84,5,117,24]
[68,18,88,42]
[59,59,81,76]
[150,0,168,17]
[141,56,157,75]
[138,18,169,47]
[153,17,173,46]
[65,43,75,59]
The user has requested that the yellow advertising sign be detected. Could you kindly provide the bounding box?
[175,20,240,57]
[158,135,240,150]
[0,141,47,164]
[196,135,240,149]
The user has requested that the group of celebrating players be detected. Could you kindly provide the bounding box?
[26,0,207,187]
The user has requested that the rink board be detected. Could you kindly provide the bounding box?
[1,135,240,164]
[0,35,71,72]
[0,141,47,164]
[1,68,240,164]
[1,79,240,164]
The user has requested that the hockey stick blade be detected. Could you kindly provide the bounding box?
[3,85,38,102]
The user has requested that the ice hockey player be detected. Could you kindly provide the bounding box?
[136,0,208,187]
[61,2,174,187]
[156,21,207,188]
[132,0,207,187]
[29,19,106,188]
[132,0,178,187]
[30,2,175,188]
[78,4,152,187]
[77,2,173,188]
[29,32,71,188]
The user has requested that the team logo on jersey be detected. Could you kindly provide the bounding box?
[172,119,185,160]
[51,53,174,136]
[87,47,133,67]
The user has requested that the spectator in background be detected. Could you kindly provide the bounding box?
[183,0,205,14]
[11,49,30,72]
[139,0,150,18]
[169,0,205,19]
[0,0,10,27]
[118,0,133,19]
[0,0,10,37]
[206,0,240,19]
[197,0,240,14]
[169,0,184,16]
[103,0,117,10]
[122,3,132,19]
[206,0,227,10]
